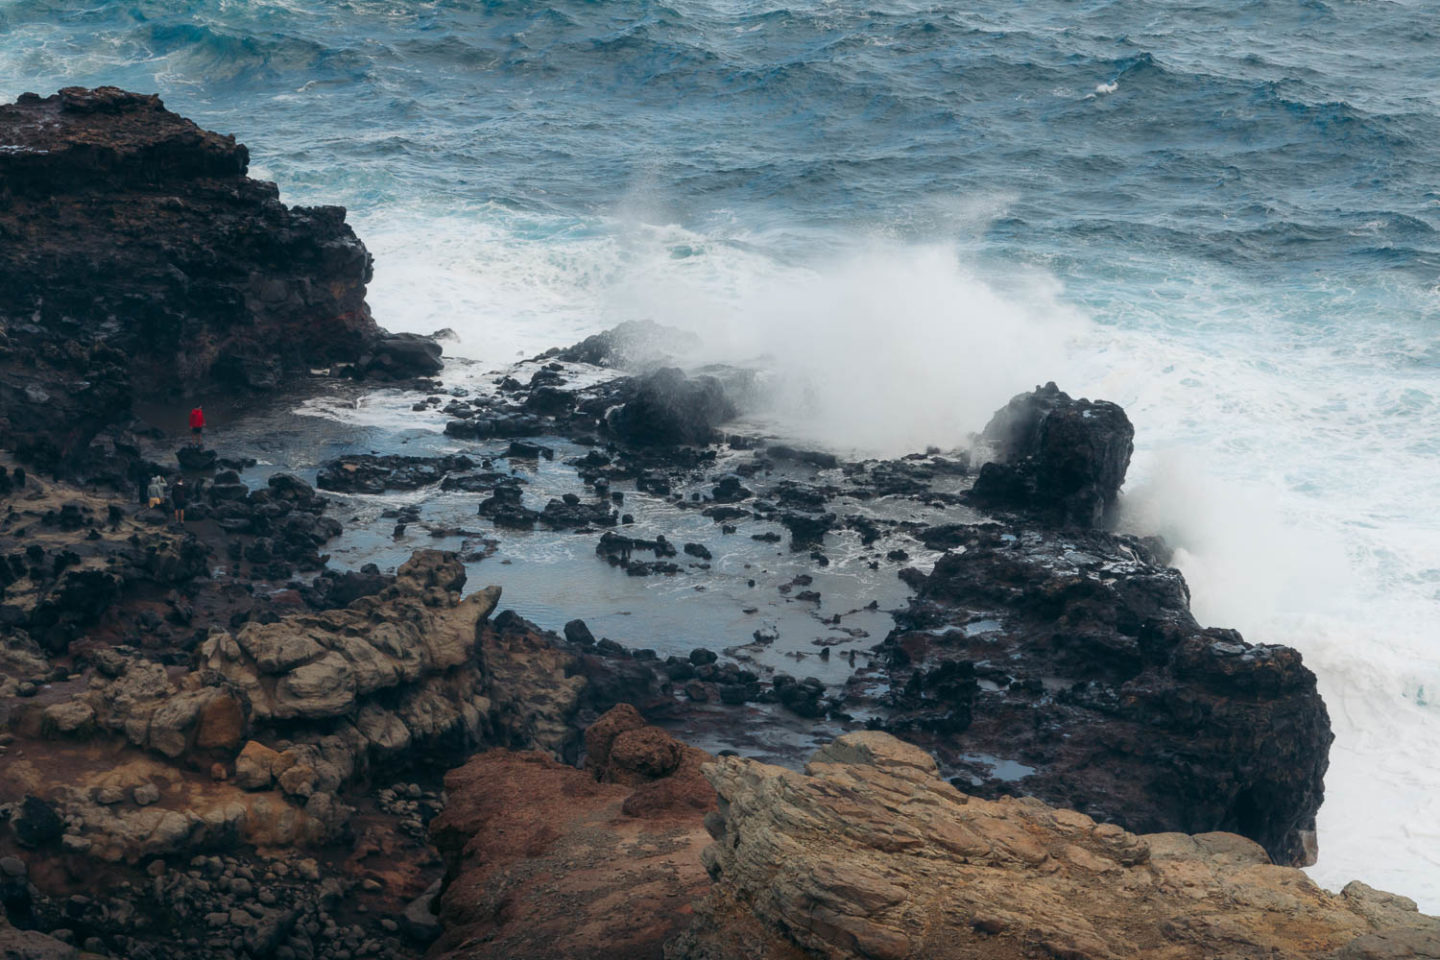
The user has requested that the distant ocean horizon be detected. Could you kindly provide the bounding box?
[4,0,1439,908]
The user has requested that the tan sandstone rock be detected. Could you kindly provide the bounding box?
[667,731,1440,960]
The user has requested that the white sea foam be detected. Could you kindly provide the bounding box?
[1101,306,1440,911]
[360,205,1440,909]
[359,208,1090,455]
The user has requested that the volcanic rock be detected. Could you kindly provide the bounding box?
[669,731,1440,960]
[538,320,700,369]
[606,368,737,447]
[968,381,1134,527]
[850,521,1331,866]
[427,705,715,960]
[356,332,444,380]
[199,550,495,723]
[174,447,219,472]
[315,454,475,494]
[0,87,430,471]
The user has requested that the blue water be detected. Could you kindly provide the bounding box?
[5,0,1440,908]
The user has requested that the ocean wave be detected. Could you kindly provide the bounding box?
[7,0,1440,913]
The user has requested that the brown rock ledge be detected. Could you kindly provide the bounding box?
[669,731,1440,960]
[426,705,716,960]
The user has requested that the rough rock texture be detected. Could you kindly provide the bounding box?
[0,915,79,959]
[968,382,1134,527]
[10,550,508,861]
[315,454,475,495]
[669,731,1440,960]
[537,319,700,369]
[607,368,737,447]
[0,87,435,471]
[850,522,1331,867]
[198,549,496,725]
[10,548,670,869]
[426,705,716,960]
[0,474,211,657]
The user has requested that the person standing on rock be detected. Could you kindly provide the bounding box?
[170,477,188,522]
[189,406,206,447]
[148,475,168,509]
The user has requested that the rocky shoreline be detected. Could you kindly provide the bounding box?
[0,89,1431,960]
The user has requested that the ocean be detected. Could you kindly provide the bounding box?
[3,0,1438,908]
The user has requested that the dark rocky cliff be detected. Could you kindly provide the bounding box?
[0,86,437,472]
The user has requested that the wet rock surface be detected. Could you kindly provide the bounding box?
[846,521,1332,867]
[605,368,738,447]
[536,319,700,369]
[968,381,1134,527]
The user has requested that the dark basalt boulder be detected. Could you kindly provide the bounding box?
[847,522,1332,867]
[967,381,1134,527]
[537,320,700,368]
[302,564,395,610]
[10,796,64,849]
[316,454,475,494]
[540,498,618,530]
[0,87,423,471]
[175,447,219,472]
[478,483,539,530]
[606,368,737,447]
[355,333,444,380]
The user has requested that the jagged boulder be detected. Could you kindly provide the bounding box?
[855,522,1331,867]
[669,731,1440,960]
[315,453,474,494]
[606,368,736,447]
[175,447,218,472]
[355,332,444,380]
[0,915,76,959]
[199,550,498,724]
[968,381,1134,527]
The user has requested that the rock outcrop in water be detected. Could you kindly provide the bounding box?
[968,382,1134,527]
[8,551,501,861]
[850,521,1331,867]
[606,367,739,447]
[669,731,1440,960]
[772,383,1330,868]
[0,86,440,472]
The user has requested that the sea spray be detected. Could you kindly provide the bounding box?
[10,0,1440,911]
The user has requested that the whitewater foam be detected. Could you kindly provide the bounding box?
[362,206,1440,908]
[7,0,1440,914]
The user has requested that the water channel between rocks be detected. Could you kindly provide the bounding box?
[140,367,986,767]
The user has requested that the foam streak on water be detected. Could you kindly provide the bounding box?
[4,0,1439,909]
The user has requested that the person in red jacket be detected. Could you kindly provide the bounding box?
[189,406,205,447]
